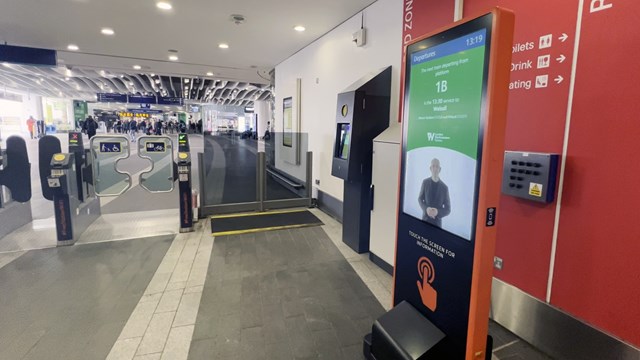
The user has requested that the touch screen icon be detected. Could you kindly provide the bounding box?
[417,256,437,312]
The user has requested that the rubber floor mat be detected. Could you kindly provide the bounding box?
[210,209,323,236]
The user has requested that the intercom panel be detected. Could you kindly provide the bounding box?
[501,151,559,203]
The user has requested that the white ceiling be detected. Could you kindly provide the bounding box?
[0,0,377,83]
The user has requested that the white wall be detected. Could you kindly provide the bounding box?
[274,0,402,201]
[254,100,271,136]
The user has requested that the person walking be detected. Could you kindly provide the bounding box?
[129,120,138,142]
[85,116,98,139]
[26,116,36,139]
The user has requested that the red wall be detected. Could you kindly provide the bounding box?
[404,0,640,348]
[464,0,579,301]
[398,0,455,121]
[552,0,640,346]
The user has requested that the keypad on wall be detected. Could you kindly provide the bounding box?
[501,151,559,203]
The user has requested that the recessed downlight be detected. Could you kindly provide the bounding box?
[101,28,115,35]
[294,25,306,32]
[156,2,172,10]
[168,50,179,61]
[206,72,214,76]
[67,44,79,51]
[218,43,229,49]
[133,65,142,70]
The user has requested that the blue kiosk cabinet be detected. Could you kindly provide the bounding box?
[332,66,391,253]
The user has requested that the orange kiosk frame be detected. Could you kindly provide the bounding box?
[366,8,514,360]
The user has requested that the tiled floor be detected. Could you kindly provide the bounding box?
[189,225,386,360]
[0,235,174,360]
[0,206,555,359]
[107,221,212,360]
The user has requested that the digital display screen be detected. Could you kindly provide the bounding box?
[402,29,488,241]
[336,123,351,160]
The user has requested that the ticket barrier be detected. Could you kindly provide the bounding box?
[176,133,193,232]
[0,136,33,239]
[0,145,9,206]
[177,151,193,233]
[89,135,193,232]
[40,135,100,246]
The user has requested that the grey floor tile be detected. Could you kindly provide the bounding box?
[264,341,294,360]
[341,343,366,360]
[0,236,173,360]
[494,338,554,360]
[188,338,215,360]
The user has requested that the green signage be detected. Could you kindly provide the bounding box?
[73,100,88,120]
[402,29,487,241]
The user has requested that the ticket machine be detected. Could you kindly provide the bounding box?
[331,66,392,253]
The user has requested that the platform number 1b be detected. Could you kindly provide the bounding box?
[436,80,448,93]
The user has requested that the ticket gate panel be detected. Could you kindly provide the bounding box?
[89,136,131,196]
[0,136,32,203]
[138,136,175,193]
[39,136,61,201]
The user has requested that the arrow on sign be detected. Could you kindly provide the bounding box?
[559,33,569,42]
[556,54,566,63]
[555,76,564,84]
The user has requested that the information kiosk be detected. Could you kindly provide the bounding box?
[364,8,514,360]
[331,66,392,253]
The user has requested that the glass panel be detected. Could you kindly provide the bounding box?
[90,135,131,196]
[138,136,174,193]
[265,132,309,201]
[202,131,257,206]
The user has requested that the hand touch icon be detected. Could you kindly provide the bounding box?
[417,256,437,312]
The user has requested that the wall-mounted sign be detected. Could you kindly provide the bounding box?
[98,142,122,153]
[158,97,184,106]
[128,95,157,104]
[144,142,166,153]
[97,93,128,103]
[283,97,293,147]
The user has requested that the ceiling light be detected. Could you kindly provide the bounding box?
[184,78,189,83]
[206,72,214,76]
[133,65,142,70]
[169,54,179,61]
[218,43,229,49]
[67,44,79,51]
[294,25,306,32]
[155,79,161,84]
[150,73,155,77]
[101,28,115,36]
[156,2,172,10]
